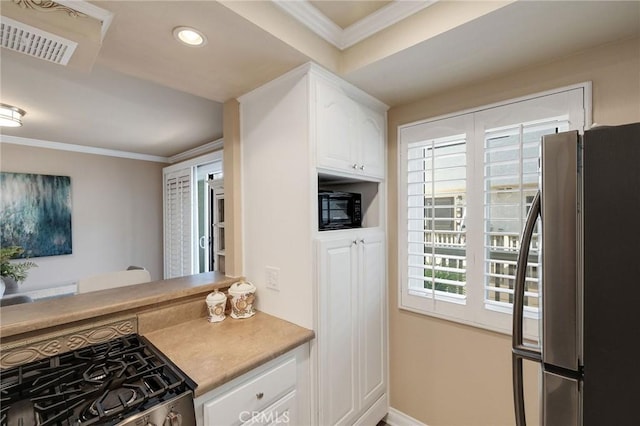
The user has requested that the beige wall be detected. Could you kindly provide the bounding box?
[223,99,243,278]
[0,144,165,290]
[387,37,640,426]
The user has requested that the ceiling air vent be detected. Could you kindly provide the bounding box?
[0,16,77,65]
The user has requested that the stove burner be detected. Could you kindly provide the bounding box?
[87,388,138,417]
[0,334,195,426]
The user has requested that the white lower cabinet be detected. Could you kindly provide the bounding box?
[194,345,309,426]
[242,391,296,426]
[316,229,387,426]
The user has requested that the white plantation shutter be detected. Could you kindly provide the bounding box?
[483,118,569,317]
[164,168,193,278]
[400,113,474,319]
[407,135,467,302]
[399,83,588,334]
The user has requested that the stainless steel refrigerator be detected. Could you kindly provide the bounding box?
[511,122,640,426]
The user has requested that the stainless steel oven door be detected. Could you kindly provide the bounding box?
[116,391,195,426]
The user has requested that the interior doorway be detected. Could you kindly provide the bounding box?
[196,163,223,273]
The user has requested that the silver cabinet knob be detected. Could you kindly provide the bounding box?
[352,163,358,169]
[256,392,264,399]
[359,164,365,170]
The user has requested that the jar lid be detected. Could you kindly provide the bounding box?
[229,280,256,295]
[206,290,227,303]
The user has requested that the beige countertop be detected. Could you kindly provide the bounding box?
[0,271,314,399]
[0,272,236,338]
[144,311,315,397]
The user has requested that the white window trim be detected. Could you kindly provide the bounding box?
[397,82,592,336]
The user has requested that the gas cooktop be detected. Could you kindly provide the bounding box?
[0,334,196,426]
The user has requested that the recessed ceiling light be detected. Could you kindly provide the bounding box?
[0,104,26,127]
[173,26,207,47]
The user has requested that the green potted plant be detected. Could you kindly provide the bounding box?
[0,246,37,296]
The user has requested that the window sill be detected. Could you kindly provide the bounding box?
[398,302,540,342]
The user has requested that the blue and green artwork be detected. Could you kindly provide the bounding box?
[0,172,72,258]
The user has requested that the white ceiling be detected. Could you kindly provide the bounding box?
[1,0,638,159]
[346,0,640,106]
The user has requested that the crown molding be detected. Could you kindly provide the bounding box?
[273,1,343,47]
[168,138,224,164]
[1,135,170,163]
[342,0,437,48]
[1,135,225,164]
[273,0,437,50]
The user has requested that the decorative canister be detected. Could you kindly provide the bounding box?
[228,280,256,319]
[206,290,227,323]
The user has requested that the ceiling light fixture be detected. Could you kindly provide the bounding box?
[173,26,207,47]
[0,104,26,127]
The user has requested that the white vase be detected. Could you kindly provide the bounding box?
[1,276,19,296]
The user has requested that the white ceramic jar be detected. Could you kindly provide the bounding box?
[206,290,227,323]
[228,280,256,319]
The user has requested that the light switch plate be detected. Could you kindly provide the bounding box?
[266,266,280,291]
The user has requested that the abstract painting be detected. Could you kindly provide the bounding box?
[0,172,72,258]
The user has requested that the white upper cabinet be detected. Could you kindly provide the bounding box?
[315,79,357,173]
[357,103,386,179]
[314,76,386,181]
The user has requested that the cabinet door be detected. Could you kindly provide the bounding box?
[357,105,385,179]
[315,79,358,174]
[317,236,358,426]
[357,230,386,409]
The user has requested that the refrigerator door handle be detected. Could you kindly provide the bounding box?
[512,190,542,426]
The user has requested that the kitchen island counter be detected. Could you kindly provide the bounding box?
[0,272,236,339]
[144,311,314,397]
[0,271,314,401]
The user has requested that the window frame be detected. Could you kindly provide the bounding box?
[397,82,591,336]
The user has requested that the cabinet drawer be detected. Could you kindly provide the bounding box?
[204,357,297,426]
[241,391,296,426]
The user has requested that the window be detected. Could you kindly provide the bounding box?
[399,84,589,335]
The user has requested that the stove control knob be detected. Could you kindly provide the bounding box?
[164,411,182,426]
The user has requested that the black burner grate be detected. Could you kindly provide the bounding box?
[0,334,193,426]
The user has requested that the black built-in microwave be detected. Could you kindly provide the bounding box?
[318,191,362,230]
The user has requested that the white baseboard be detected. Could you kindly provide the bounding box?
[384,407,428,426]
